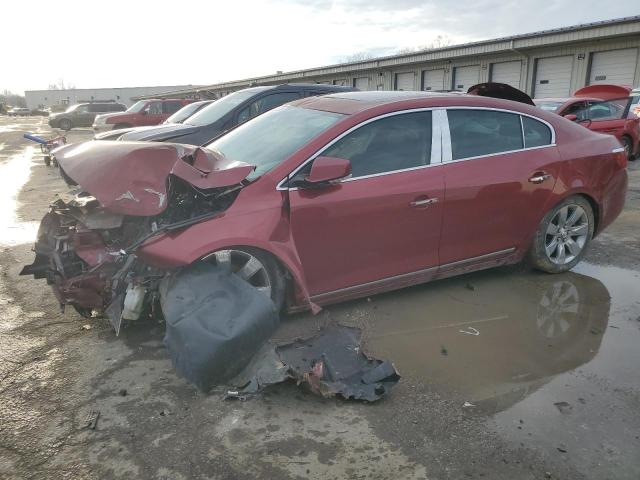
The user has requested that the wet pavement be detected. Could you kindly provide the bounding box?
[0,116,639,479]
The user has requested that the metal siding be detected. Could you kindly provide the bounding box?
[588,48,638,85]
[533,55,574,97]
[395,72,415,91]
[490,61,522,88]
[422,69,446,91]
[452,65,480,91]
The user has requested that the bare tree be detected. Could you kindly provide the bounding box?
[338,51,376,63]
[47,79,76,90]
[397,35,453,55]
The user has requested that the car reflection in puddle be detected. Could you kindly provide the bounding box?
[325,268,610,414]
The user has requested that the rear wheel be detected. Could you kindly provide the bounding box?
[529,196,594,273]
[205,248,286,311]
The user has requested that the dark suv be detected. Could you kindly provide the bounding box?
[48,102,126,130]
[118,83,356,145]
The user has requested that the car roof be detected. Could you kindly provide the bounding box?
[293,90,487,115]
[535,96,603,103]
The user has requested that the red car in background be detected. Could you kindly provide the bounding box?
[23,91,628,323]
[535,84,640,159]
[92,98,193,133]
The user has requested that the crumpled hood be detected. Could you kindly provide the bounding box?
[119,123,199,142]
[54,141,255,216]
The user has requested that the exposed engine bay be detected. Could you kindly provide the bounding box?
[20,141,247,333]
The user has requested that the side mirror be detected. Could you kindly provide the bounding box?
[306,156,352,184]
[563,114,578,121]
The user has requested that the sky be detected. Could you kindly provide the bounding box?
[1,0,638,95]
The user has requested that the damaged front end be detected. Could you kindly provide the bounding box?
[20,141,251,333]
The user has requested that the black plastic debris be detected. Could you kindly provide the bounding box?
[232,325,400,402]
[277,325,400,401]
[160,263,279,392]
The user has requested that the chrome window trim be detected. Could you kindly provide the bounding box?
[441,106,557,163]
[277,107,441,191]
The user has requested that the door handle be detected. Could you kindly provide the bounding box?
[410,198,439,207]
[528,172,552,184]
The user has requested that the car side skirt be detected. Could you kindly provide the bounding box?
[287,247,517,313]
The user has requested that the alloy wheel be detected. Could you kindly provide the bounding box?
[207,249,272,298]
[536,280,579,338]
[544,204,589,265]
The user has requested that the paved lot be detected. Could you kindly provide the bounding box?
[1,116,639,479]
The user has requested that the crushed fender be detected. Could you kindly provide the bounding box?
[160,263,279,392]
[232,325,401,402]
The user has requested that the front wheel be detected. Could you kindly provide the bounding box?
[204,248,286,311]
[529,196,594,273]
[59,118,72,130]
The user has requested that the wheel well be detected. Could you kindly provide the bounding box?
[576,193,600,233]
[200,245,295,300]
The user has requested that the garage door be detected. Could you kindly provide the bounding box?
[422,69,445,91]
[589,48,638,85]
[534,56,573,97]
[395,72,414,91]
[490,61,522,88]
[452,66,479,91]
[354,77,370,90]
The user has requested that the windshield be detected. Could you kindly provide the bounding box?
[64,104,81,113]
[164,101,209,124]
[184,88,270,126]
[534,101,563,112]
[127,100,147,113]
[206,105,345,181]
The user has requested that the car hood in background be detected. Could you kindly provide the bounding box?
[118,123,199,142]
[94,125,172,141]
[573,84,632,100]
[467,82,535,106]
[54,141,255,216]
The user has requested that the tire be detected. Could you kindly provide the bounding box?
[59,118,72,131]
[621,136,632,159]
[204,247,286,311]
[44,155,51,166]
[113,123,133,130]
[529,195,595,273]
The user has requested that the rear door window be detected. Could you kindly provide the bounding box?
[522,116,552,148]
[318,111,433,178]
[447,109,523,160]
[580,97,631,121]
[163,101,183,114]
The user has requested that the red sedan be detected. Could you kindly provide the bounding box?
[23,91,628,321]
[535,84,640,159]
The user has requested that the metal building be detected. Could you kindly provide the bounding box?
[24,85,198,110]
[140,16,640,101]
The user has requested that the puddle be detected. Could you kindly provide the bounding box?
[0,146,39,246]
[340,267,611,412]
[313,262,640,478]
